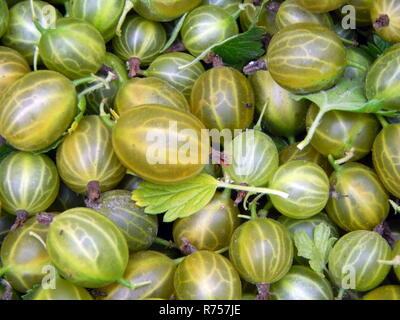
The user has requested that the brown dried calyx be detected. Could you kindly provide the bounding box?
[256,283,273,300]
[266,1,281,13]
[243,59,267,75]
[85,180,101,208]
[374,14,390,29]
[180,238,198,255]
[204,52,224,67]
[36,212,55,227]
[128,57,143,78]
[10,210,29,231]
[166,40,186,53]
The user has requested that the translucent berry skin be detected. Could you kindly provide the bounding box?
[371,0,400,43]
[296,0,346,13]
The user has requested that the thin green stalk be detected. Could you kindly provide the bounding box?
[328,154,343,172]
[215,247,229,255]
[254,99,269,131]
[33,20,47,34]
[377,115,389,128]
[173,257,186,265]
[153,237,176,249]
[250,203,258,220]
[297,110,326,150]
[221,188,232,201]
[346,60,367,72]
[33,46,39,72]
[218,181,289,199]
[238,214,252,220]
[288,136,296,145]
[117,278,152,290]
[336,288,346,300]
[389,200,400,214]
[116,0,136,36]
[99,99,116,129]
[160,13,188,53]
[339,36,357,46]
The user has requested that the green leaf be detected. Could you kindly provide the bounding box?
[360,34,393,59]
[21,284,41,300]
[293,224,337,277]
[132,173,219,222]
[212,27,266,67]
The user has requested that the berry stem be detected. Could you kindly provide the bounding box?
[377,115,389,128]
[33,46,39,72]
[256,283,272,300]
[215,247,229,255]
[238,214,252,220]
[335,288,346,300]
[99,99,116,129]
[250,203,258,220]
[297,109,326,150]
[389,200,400,214]
[253,99,269,131]
[217,181,289,199]
[153,237,176,249]
[115,0,136,37]
[328,154,343,172]
[117,278,152,290]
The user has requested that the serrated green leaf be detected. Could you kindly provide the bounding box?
[212,27,266,67]
[132,173,219,222]
[293,224,337,277]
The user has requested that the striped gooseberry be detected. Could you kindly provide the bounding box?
[296,0,346,13]
[276,0,334,30]
[100,251,176,300]
[269,160,330,219]
[38,17,106,80]
[174,251,242,300]
[240,0,279,34]
[112,15,166,77]
[144,52,205,100]
[47,207,129,288]
[346,0,373,26]
[306,104,380,161]
[202,0,241,15]
[270,265,334,300]
[2,1,61,64]
[326,162,389,232]
[112,104,209,184]
[365,43,400,110]
[172,190,240,252]
[223,129,279,187]
[372,124,400,198]
[328,230,392,292]
[191,66,255,131]
[115,77,190,116]
[91,190,158,252]
[229,218,293,286]
[30,277,93,300]
[363,285,400,300]
[0,70,77,152]
[345,47,373,81]
[0,217,51,292]
[371,0,400,43]
[56,115,126,194]
[267,23,347,94]
[0,152,59,217]
[69,0,125,42]
[249,66,309,140]
[133,0,202,22]
[0,0,9,38]
[0,46,30,92]
[181,5,239,57]
[279,143,331,174]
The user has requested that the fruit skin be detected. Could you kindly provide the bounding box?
[47,207,129,288]
[100,251,176,300]
[306,104,380,161]
[144,52,205,100]
[240,0,279,34]
[30,277,93,300]
[133,0,202,22]
[38,17,106,80]
[363,285,400,300]
[69,0,125,42]
[0,213,14,244]
[270,266,334,300]
[326,163,389,232]
[229,218,294,284]
[0,46,30,92]
[115,77,190,116]
[85,52,129,114]
[191,66,255,131]
[366,43,400,111]
[112,15,166,65]
[269,160,330,219]
[267,23,347,94]
[2,1,61,64]
[0,152,59,216]
[373,124,400,198]
[276,0,334,30]
[112,104,209,184]
[394,240,400,281]
[172,191,240,252]
[181,5,238,57]
[371,0,400,43]
[0,70,77,152]
[279,143,331,174]
[296,0,346,13]
[1,217,51,292]
[347,0,373,26]
[328,230,392,292]
[249,67,309,139]
[174,251,242,300]
[202,0,241,15]
[92,190,158,252]
[345,47,373,81]
[223,130,279,187]
[0,0,9,39]
[56,115,126,194]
